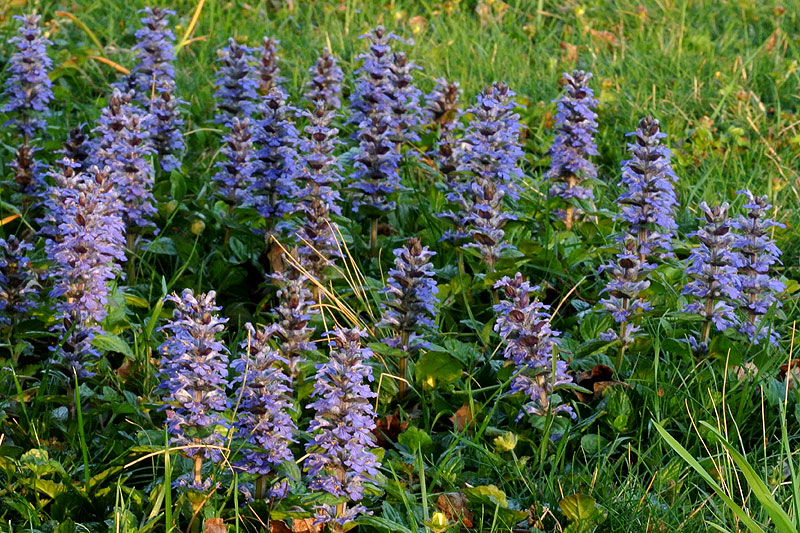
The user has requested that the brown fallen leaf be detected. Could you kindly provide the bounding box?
[204,518,226,533]
[451,403,474,432]
[269,520,292,533]
[573,364,630,402]
[291,518,322,533]
[437,492,474,528]
[373,413,409,448]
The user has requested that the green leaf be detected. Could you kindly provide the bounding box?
[559,493,606,532]
[92,333,133,358]
[398,426,433,451]
[653,422,767,533]
[145,237,178,256]
[464,484,508,508]
[415,351,462,389]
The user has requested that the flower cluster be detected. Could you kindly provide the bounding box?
[44,163,126,377]
[158,289,229,490]
[386,50,422,143]
[3,14,53,139]
[494,273,574,420]
[599,236,653,347]
[214,38,258,126]
[256,36,284,94]
[3,14,53,193]
[349,26,400,127]
[304,48,344,110]
[305,328,380,527]
[129,7,177,98]
[271,266,317,377]
[379,237,438,351]
[732,190,785,344]
[9,144,43,195]
[617,116,678,258]
[450,83,523,269]
[231,323,296,498]
[426,78,462,182]
[149,78,185,172]
[213,117,258,207]
[0,235,38,326]
[253,87,300,220]
[548,70,599,203]
[682,202,741,348]
[349,27,408,214]
[93,89,157,229]
[60,124,92,172]
[294,102,343,277]
[350,111,402,213]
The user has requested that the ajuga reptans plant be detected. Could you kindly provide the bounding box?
[732,190,785,345]
[0,235,38,327]
[494,273,574,420]
[256,36,284,94]
[682,202,741,352]
[231,322,296,500]
[305,328,380,528]
[271,264,317,377]
[214,38,258,126]
[213,117,258,208]
[158,289,229,491]
[548,70,599,227]
[305,48,344,110]
[379,237,438,392]
[45,163,125,378]
[3,14,53,194]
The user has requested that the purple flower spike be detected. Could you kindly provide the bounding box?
[305,328,380,527]
[459,82,524,198]
[3,14,53,193]
[599,237,653,347]
[256,36,284,94]
[450,83,523,270]
[682,202,741,349]
[3,14,53,139]
[349,26,402,128]
[60,124,92,172]
[213,117,257,207]
[386,51,422,144]
[462,181,517,272]
[8,144,44,194]
[129,7,177,99]
[93,89,157,229]
[426,78,462,125]
[494,273,575,420]
[732,190,785,345]
[0,235,38,326]
[305,48,344,110]
[426,78,462,184]
[253,87,301,220]
[379,237,438,351]
[618,116,678,258]
[350,111,402,213]
[214,38,258,126]
[548,70,599,203]
[295,102,343,277]
[44,163,126,377]
[232,322,296,498]
[158,289,229,490]
[271,266,317,377]
[149,78,186,172]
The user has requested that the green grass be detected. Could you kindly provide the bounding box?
[2,0,800,531]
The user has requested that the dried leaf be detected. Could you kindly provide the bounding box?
[204,518,226,533]
[436,492,474,528]
[269,520,292,533]
[450,403,474,432]
[372,413,409,447]
[291,518,322,533]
